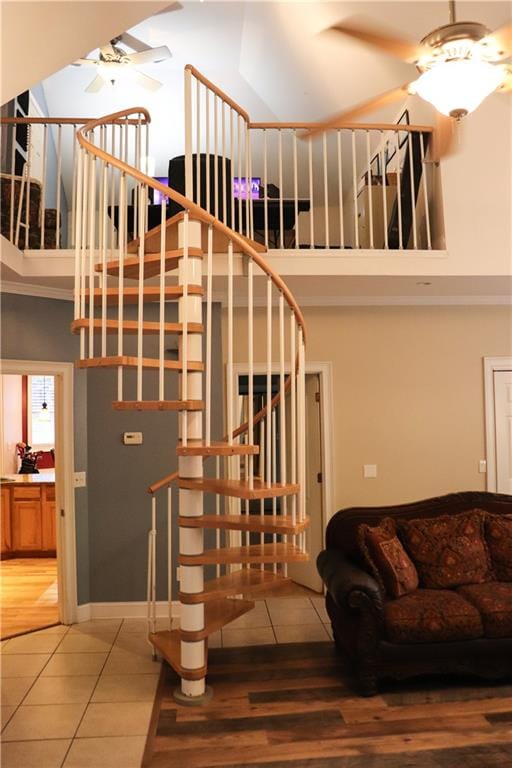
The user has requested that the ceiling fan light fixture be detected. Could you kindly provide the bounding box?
[413,58,506,118]
[97,61,131,86]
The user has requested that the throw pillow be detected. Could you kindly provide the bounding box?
[485,513,512,581]
[358,518,419,598]
[399,509,492,589]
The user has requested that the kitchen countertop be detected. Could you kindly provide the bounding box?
[0,472,55,486]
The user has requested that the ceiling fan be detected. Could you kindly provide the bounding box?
[73,33,172,93]
[306,0,512,156]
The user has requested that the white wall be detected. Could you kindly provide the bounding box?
[1,374,22,474]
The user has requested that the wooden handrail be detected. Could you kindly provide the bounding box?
[0,113,151,126]
[77,109,306,337]
[250,121,434,133]
[185,64,250,123]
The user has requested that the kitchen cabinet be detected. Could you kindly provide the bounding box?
[1,487,12,553]
[1,476,56,557]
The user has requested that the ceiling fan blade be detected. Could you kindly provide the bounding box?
[301,83,411,140]
[500,70,512,92]
[327,17,425,64]
[85,74,106,93]
[128,46,171,66]
[490,22,512,56]
[72,58,98,67]
[428,113,457,162]
[134,71,163,92]
[155,2,183,15]
[117,32,151,53]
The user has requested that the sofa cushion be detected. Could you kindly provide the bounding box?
[485,514,512,581]
[358,518,418,598]
[399,510,492,589]
[457,582,512,639]
[384,589,484,644]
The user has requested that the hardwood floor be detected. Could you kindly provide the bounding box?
[0,557,59,639]
[144,642,512,767]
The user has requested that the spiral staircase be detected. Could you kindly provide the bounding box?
[71,100,308,703]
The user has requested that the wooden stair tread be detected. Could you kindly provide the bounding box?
[113,400,204,411]
[177,477,299,500]
[84,285,203,305]
[180,597,255,641]
[76,356,203,371]
[180,570,292,604]
[178,514,309,535]
[148,630,206,681]
[127,211,267,256]
[94,247,203,280]
[71,319,203,335]
[180,543,308,566]
[176,441,259,457]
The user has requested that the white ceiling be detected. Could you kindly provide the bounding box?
[40,1,512,174]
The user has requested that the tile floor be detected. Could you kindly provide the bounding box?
[0,596,331,767]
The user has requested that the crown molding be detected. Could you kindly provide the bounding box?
[0,281,73,301]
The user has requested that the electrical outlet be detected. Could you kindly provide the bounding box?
[73,471,86,488]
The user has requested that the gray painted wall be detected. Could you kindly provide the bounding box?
[0,292,89,603]
[1,292,223,605]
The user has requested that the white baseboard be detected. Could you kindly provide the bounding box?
[74,601,181,623]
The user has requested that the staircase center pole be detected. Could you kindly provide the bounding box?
[175,214,211,704]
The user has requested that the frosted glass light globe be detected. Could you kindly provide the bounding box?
[414,59,506,118]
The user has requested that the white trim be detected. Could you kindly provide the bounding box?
[213,292,512,308]
[231,360,335,538]
[484,356,512,492]
[0,281,73,301]
[75,601,181,621]
[0,360,77,624]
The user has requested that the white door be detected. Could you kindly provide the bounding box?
[288,374,323,592]
[495,370,512,494]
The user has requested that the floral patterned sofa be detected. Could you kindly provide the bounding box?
[1,173,59,249]
[317,491,512,695]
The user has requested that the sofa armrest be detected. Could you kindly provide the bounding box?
[316,549,384,614]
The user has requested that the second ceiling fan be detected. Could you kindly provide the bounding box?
[306,0,512,155]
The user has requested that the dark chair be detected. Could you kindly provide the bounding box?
[168,154,232,226]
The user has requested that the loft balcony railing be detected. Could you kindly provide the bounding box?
[184,65,445,252]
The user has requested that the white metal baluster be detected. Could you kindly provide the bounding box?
[100,158,108,358]
[248,259,254,490]
[222,102,227,227]
[290,313,297,529]
[205,224,213,445]
[205,89,210,214]
[263,129,268,249]
[55,125,62,249]
[408,131,417,249]
[144,121,150,234]
[278,129,284,249]
[381,133,389,250]
[40,124,48,248]
[351,130,359,249]
[87,151,96,360]
[181,211,189,445]
[71,124,78,249]
[73,147,84,326]
[308,137,314,248]
[298,329,306,550]
[214,96,218,219]
[136,185,146,402]
[167,487,173,629]
[366,130,374,249]
[395,130,403,249]
[25,125,32,248]
[230,108,234,228]
[146,507,153,634]
[293,130,299,249]
[237,115,242,233]
[117,173,126,402]
[279,294,287,576]
[150,496,157,634]
[215,456,221,578]
[247,125,254,241]
[109,123,116,252]
[9,125,15,242]
[158,199,166,402]
[419,131,432,250]
[323,132,329,249]
[271,408,277,574]
[227,240,234,445]
[337,130,344,249]
[259,421,265,571]
[196,78,201,207]
[133,119,141,240]
[266,277,272,489]
[244,122,250,239]
[79,143,89,361]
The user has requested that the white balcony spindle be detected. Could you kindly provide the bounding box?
[293,130,299,249]
[337,130,344,248]
[408,132,418,249]
[366,130,374,249]
[351,130,359,249]
[248,258,254,490]
[323,132,329,249]
[419,131,432,250]
[278,129,284,249]
[381,133,389,250]
[263,129,268,249]
[266,277,272,489]
[117,173,126,402]
[227,240,234,445]
[395,130,403,249]
[308,137,314,248]
[205,224,213,445]
[55,125,62,248]
[158,199,166,402]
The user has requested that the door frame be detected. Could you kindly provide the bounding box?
[1,359,77,624]
[483,356,512,492]
[231,361,335,543]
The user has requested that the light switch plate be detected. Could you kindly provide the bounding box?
[479,459,487,474]
[73,471,86,488]
[363,464,377,479]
